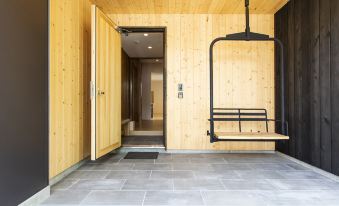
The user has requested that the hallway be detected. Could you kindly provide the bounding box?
[42,153,339,205]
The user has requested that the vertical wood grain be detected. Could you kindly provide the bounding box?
[110,14,276,151]
[49,0,91,178]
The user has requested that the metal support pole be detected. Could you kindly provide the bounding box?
[245,0,250,37]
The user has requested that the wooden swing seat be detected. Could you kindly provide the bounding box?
[215,132,289,140]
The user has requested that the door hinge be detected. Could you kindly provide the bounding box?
[90,81,95,100]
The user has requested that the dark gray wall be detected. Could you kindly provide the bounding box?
[0,1,49,205]
[275,0,339,175]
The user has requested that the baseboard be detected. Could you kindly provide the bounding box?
[49,157,89,186]
[128,130,163,136]
[19,186,50,206]
[116,148,274,154]
[166,149,275,154]
[117,147,166,153]
[276,151,339,182]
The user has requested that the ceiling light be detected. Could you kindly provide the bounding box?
[148,46,152,49]
[144,33,149,36]
[155,59,159,62]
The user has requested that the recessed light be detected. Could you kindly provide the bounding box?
[155,59,159,62]
[148,46,152,49]
[144,33,149,36]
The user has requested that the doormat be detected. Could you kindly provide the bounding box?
[124,152,159,159]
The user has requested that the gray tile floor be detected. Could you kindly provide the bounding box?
[41,153,339,206]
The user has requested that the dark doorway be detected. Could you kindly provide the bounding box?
[120,27,166,148]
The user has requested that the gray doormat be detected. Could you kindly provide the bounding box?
[124,152,159,159]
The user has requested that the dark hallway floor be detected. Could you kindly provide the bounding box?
[135,120,163,131]
[122,136,164,147]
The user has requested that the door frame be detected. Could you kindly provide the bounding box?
[120,27,167,149]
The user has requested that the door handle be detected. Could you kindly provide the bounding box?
[98,89,105,96]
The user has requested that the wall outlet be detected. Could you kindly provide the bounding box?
[178,92,183,99]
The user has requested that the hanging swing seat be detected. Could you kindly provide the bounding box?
[208,108,289,141]
[207,0,289,143]
[214,132,289,141]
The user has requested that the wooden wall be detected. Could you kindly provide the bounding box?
[275,0,339,175]
[109,14,276,150]
[49,0,91,178]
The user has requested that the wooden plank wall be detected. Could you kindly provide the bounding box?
[275,0,339,175]
[49,0,91,178]
[109,14,276,150]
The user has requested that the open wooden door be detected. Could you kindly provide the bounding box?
[91,5,121,160]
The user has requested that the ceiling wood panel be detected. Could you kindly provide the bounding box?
[91,0,288,14]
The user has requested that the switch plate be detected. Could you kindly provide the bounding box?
[178,92,183,99]
[178,83,183,91]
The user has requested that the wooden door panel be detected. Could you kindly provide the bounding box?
[91,6,121,160]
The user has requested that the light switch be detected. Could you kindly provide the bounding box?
[178,83,183,91]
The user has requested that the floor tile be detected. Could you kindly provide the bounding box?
[172,154,204,159]
[193,170,239,179]
[144,191,204,205]
[157,153,172,159]
[257,190,339,206]
[202,191,267,206]
[174,179,224,190]
[110,163,134,170]
[277,170,327,179]
[269,179,339,190]
[69,179,125,190]
[212,163,252,171]
[235,170,285,179]
[93,153,125,164]
[285,163,310,170]
[150,171,194,179]
[77,164,113,171]
[172,163,214,171]
[155,158,190,163]
[201,153,230,158]
[190,158,226,164]
[65,171,109,180]
[222,179,279,190]
[106,170,151,179]
[81,191,145,205]
[43,152,339,206]
[133,163,172,170]
[42,190,90,205]
[122,179,173,190]
[248,163,295,170]
[52,179,79,190]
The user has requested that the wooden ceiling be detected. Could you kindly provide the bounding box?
[91,0,288,14]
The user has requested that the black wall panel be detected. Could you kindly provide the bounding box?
[0,1,49,205]
[275,0,339,175]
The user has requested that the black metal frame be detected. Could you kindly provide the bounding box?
[207,0,287,143]
[211,108,270,132]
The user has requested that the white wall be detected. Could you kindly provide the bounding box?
[141,62,163,120]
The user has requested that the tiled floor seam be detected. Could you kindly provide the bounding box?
[78,190,94,205]
[141,191,147,206]
[199,190,206,206]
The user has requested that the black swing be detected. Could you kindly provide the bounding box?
[207,0,289,143]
